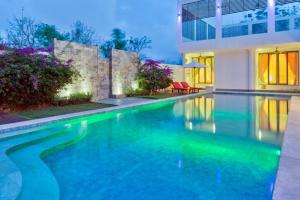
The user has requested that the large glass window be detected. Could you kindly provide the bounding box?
[182,0,216,42]
[222,0,268,38]
[192,56,214,84]
[258,51,299,86]
[275,0,300,32]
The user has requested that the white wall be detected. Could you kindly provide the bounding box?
[169,64,185,82]
[215,49,250,90]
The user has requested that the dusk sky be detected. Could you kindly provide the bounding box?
[0,0,181,63]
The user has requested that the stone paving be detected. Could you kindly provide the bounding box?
[0,113,27,125]
[97,97,152,106]
[273,96,300,200]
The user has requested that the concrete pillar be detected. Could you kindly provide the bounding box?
[177,0,183,50]
[268,0,275,33]
[216,0,222,39]
[248,48,256,90]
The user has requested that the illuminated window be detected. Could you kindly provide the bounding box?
[269,54,277,84]
[258,51,299,86]
[192,56,214,84]
[288,52,299,85]
[279,53,288,84]
[258,54,269,84]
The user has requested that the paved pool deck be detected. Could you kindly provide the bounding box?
[273,96,300,200]
[0,113,27,125]
[97,97,152,106]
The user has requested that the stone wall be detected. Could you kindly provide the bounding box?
[54,40,139,100]
[54,39,109,100]
[110,49,139,97]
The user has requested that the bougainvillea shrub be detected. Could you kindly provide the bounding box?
[137,60,173,95]
[0,47,79,108]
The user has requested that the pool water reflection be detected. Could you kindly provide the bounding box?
[176,94,289,146]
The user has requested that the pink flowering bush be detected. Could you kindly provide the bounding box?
[137,60,173,95]
[0,46,78,108]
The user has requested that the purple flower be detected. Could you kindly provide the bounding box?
[29,75,39,90]
[66,59,73,65]
[47,47,54,53]
[17,47,35,55]
[35,47,53,53]
[163,67,173,76]
[144,59,164,67]
[0,44,5,50]
[51,59,58,66]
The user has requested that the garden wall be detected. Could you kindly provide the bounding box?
[53,39,139,100]
[110,49,139,97]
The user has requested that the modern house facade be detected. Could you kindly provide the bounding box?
[177,0,300,92]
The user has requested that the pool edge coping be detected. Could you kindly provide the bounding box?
[0,92,211,136]
[273,96,300,200]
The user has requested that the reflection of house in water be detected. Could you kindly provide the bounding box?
[173,94,289,146]
[256,97,290,143]
[177,95,216,134]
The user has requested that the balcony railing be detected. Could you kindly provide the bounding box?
[222,20,268,38]
[182,15,300,42]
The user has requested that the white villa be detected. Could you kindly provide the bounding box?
[177,0,300,92]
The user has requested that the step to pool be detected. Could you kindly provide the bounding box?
[8,122,89,200]
[0,126,68,200]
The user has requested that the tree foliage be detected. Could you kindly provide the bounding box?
[111,28,127,50]
[70,20,95,45]
[35,23,69,47]
[6,16,96,48]
[100,28,152,58]
[6,16,37,48]
[128,36,151,54]
[137,60,173,95]
[0,33,3,43]
[0,46,79,108]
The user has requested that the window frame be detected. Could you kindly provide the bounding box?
[258,51,299,86]
[192,56,214,84]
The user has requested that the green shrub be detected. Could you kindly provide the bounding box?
[125,87,148,97]
[0,47,79,108]
[137,60,173,95]
[52,93,92,106]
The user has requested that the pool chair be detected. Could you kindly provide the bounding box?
[180,82,204,93]
[172,82,193,93]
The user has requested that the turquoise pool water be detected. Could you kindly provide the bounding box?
[3,94,290,200]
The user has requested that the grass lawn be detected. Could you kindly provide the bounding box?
[17,103,114,119]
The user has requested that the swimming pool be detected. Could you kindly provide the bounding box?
[0,94,290,200]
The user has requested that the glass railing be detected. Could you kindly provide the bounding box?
[275,2,300,32]
[182,18,216,42]
[222,20,268,38]
[276,15,300,32]
[222,7,268,38]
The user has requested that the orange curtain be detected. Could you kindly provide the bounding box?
[288,52,299,86]
[279,53,288,85]
[269,54,277,84]
[259,54,269,84]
